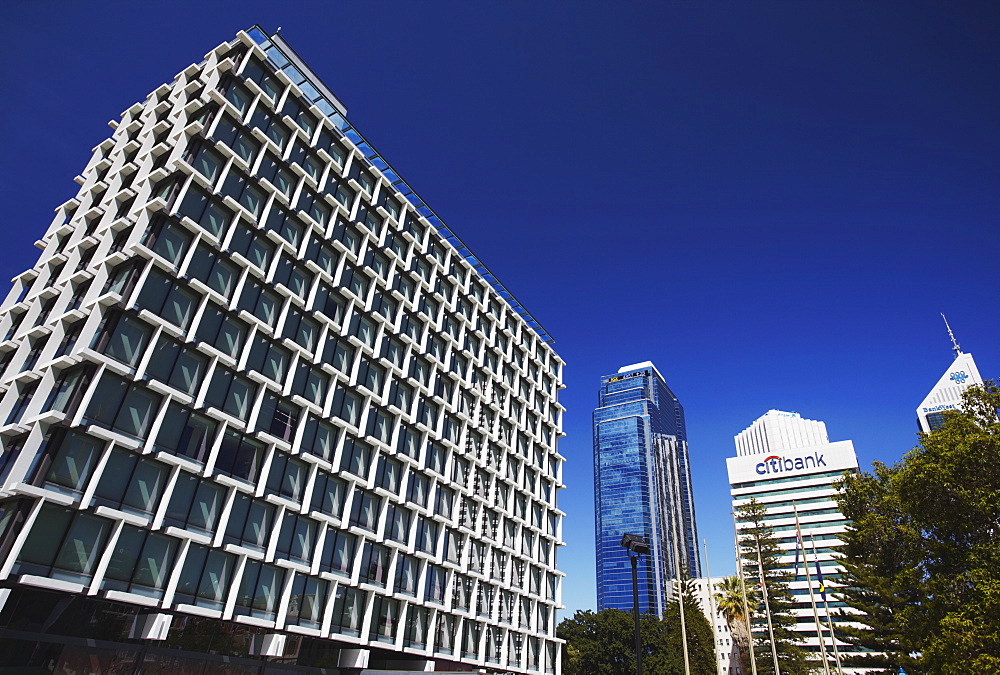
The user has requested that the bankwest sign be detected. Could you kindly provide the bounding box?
[726,440,858,486]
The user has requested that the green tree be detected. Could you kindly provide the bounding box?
[836,381,1000,674]
[558,609,670,675]
[714,575,753,674]
[664,566,717,675]
[736,497,811,675]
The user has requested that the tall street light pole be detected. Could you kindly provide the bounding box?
[621,533,651,675]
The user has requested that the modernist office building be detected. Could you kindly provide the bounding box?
[0,27,565,675]
[728,411,869,674]
[915,325,984,433]
[593,362,699,616]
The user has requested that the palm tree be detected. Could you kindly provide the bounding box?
[715,575,753,674]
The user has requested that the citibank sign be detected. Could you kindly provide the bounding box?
[756,452,827,475]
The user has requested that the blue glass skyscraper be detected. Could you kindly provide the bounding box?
[593,362,700,615]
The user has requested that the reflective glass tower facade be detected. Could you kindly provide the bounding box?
[0,27,565,675]
[593,362,699,616]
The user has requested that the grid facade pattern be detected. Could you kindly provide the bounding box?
[593,363,699,616]
[0,29,565,674]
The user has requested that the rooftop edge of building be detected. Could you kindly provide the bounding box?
[244,25,556,346]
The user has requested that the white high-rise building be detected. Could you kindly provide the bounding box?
[734,410,828,457]
[916,318,984,433]
[0,26,565,675]
[727,411,870,674]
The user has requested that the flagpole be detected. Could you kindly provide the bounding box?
[703,538,723,675]
[733,511,757,675]
[793,501,831,675]
[810,534,845,675]
[674,536,691,675]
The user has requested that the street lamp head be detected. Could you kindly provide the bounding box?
[620,533,650,555]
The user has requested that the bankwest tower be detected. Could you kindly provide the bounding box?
[728,410,870,674]
[0,26,565,675]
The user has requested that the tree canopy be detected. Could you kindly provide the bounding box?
[559,576,716,675]
[835,381,1000,674]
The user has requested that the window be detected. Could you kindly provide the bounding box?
[330,586,365,636]
[393,553,419,596]
[246,338,291,384]
[319,528,356,576]
[55,319,85,356]
[331,389,362,427]
[101,525,178,599]
[176,186,233,237]
[360,542,391,587]
[143,337,208,395]
[375,455,403,494]
[214,429,266,482]
[403,605,429,649]
[281,95,317,136]
[224,494,276,551]
[173,543,235,610]
[306,238,341,277]
[237,279,282,326]
[340,437,372,478]
[407,472,430,508]
[14,504,113,584]
[340,267,370,301]
[265,207,307,248]
[44,365,92,414]
[249,108,291,150]
[229,225,276,271]
[287,142,323,182]
[282,309,320,352]
[223,80,254,116]
[256,152,297,198]
[241,57,282,101]
[286,574,328,629]
[135,270,199,329]
[234,560,286,619]
[381,500,412,546]
[313,283,347,324]
[424,564,447,604]
[33,429,104,497]
[290,361,329,405]
[84,374,162,439]
[396,424,421,459]
[388,380,413,414]
[275,512,316,563]
[190,144,227,185]
[300,415,339,462]
[194,304,248,357]
[204,366,257,420]
[92,448,167,517]
[212,115,260,165]
[349,489,379,531]
[143,220,193,268]
[272,257,312,298]
[258,393,299,441]
[266,452,308,503]
[311,472,346,517]
[186,244,240,298]
[415,518,438,554]
[296,190,332,226]
[153,403,218,464]
[163,474,226,535]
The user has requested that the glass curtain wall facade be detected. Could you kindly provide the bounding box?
[593,362,699,616]
[0,27,565,675]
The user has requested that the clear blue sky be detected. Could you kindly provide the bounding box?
[2,1,998,616]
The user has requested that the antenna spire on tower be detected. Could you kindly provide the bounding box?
[941,313,962,359]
